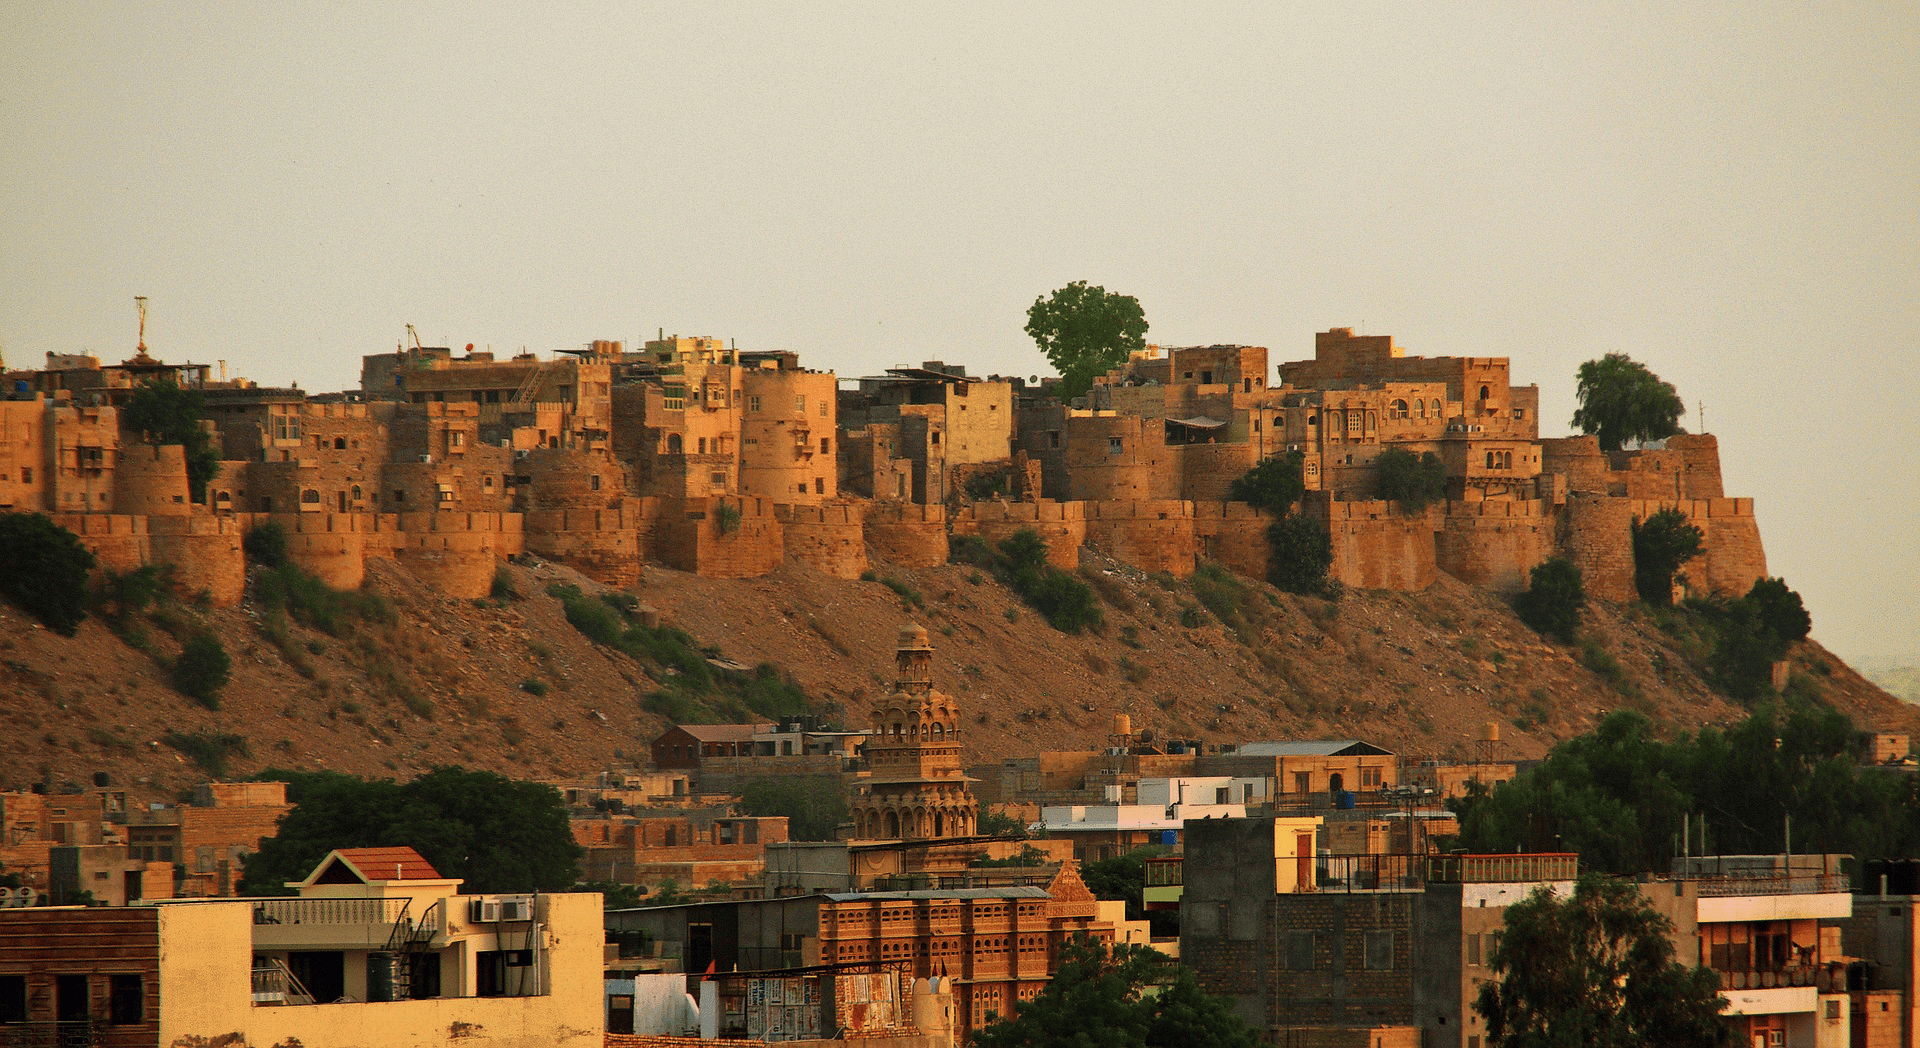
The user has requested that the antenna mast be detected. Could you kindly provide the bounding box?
[135,295,149,353]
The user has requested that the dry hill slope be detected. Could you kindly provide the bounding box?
[2,552,1911,806]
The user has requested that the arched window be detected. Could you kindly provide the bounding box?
[667,434,683,454]
[1431,399,1442,416]
[351,484,361,501]
[301,489,321,504]
[885,811,899,837]
[1504,451,1513,469]
[1307,414,1318,426]
[333,437,346,450]
[1391,399,1408,419]
[1485,452,1495,469]
[1329,773,1345,793]
[1416,399,1427,418]
[1479,385,1491,401]
[931,723,944,739]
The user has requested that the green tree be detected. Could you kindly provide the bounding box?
[737,776,849,841]
[1705,599,1779,702]
[977,811,1030,838]
[123,379,221,503]
[1025,282,1149,405]
[1743,577,1811,652]
[1228,451,1306,513]
[243,521,289,568]
[972,935,1258,1048]
[990,529,1103,634]
[172,633,232,708]
[1570,353,1685,452]
[1514,558,1586,643]
[1266,513,1333,596]
[1476,873,1733,1048]
[0,511,96,635]
[240,768,582,894]
[1374,448,1447,513]
[1630,508,1703,606]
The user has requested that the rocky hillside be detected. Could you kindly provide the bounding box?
[3,551,1912,807]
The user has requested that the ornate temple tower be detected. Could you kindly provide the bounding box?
[852,625,978,840]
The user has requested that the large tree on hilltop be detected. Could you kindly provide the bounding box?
[1571,353,1685,452]
[1025,281,1148,405]
[124,379,221,502]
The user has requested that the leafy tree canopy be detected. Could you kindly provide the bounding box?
[1229,451,1305,513]
[173,633,232,708]
[1476,873,1733,1048]
[1453,704,1913,874]
[736,776,849,842]
[240,767,582,895]
[1744,577,1811,651]
[124,379,221,502]
[1514,558,1586,643]
[1571,353,1685,452]
[1375,448,1447,513]
[0,511,95,635]
[1630,508,1703,607]
[1025,281,1148,405]
[1266,512,1333,596]
[972,935,1258,1048]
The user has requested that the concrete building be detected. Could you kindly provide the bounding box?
[0,845,603,1048]
[1036,775,1265,861]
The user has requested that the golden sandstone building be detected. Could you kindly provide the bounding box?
[1,324,1765,609]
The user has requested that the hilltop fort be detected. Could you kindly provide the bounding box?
[1,326,1763,606]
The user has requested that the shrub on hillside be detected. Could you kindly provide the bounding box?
[173,634,232,708]
[0,512,95,635]
[243,521,289,568]
[1514,558,1585,643]
[1265,513,1333,596]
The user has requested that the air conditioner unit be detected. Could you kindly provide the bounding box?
[499,897,532,922]
[418,453,433,464]
[470,899,501,923]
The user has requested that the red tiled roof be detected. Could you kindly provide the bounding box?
[332,846,442,881]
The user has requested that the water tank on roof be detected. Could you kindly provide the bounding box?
[1334,789,1356,810]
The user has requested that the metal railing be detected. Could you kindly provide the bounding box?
[0,1021,99,1048]
[1712,965,1844,992]
[1316,854,1425,891]
[1693,873,1850,898]
[1427,853,1580,884]
[252,897,410,926]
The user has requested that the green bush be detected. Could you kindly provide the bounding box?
[1514,558,1585,643]
[490,566,519,601]
[1265,513,1333,596]
[1375,448,1447,513]
[0,512,95,635]
[1745,577,1811,652]
[715,502,743,535]
[1631,508,1703,607]
[521,677,549,696]
[737,776,848,841]
[254,562,393,636]
[1229,451,1305,513]
[162,731,249,777]
[243,522,289,568]
[173,634,232,708]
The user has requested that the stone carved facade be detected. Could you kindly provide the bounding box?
[851,626,978,841]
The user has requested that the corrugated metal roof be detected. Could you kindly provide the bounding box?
[1231,740,1394,757]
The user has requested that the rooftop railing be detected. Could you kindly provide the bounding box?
[1692,873,1851,897]
[251,897,411,927]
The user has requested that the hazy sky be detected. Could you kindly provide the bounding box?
[4,4,1915,668]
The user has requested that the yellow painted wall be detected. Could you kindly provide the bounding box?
[157,901,255,1044]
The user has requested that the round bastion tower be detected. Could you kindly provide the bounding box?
[852,625,978,840]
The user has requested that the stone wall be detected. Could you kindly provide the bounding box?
[1082,500,1197,577]
[1318,500,1438,591]
[1193,502,1275,582]
[779,501,870,579]
[1561,495,1636,603]
[865,502,948,568]
[657,496,786,579]
[524,501,648,587]
[950,501,1086,570]
[1436,500,1552,594]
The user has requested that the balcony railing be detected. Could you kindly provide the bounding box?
[1693,874,1851,898]
[0,1021,99,1048]
[1427,853,1580,885]
[1712,965,1844,993]
[252,897,411,927]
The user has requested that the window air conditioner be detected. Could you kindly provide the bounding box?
[499,898,531,922]
[470,899,501,923]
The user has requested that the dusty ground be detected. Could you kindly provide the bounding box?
[2,550,1911,807]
